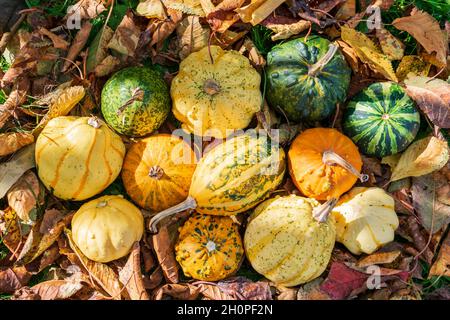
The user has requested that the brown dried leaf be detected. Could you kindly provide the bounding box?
[266,20,311,41]
[236,0,287,26]
[336,0,355,20]
[66,0,106,20]
[118,242,150,300]
[164,0,205,16]
[149,9,183,47]
[0,132,34,157]
[66,229,122,300]
[404,76,450,128]
[406,216,433,263]
[153,283,200,300]
[396,55,430,82]
[177,15,210,60]
[136,0,167,19]
[0,77,30,128]
[7,170,43,224]
[62,21,92,72]
[94,55,121,77]
[195,282,235,300]
[152,226,179,283]
[429,231,450,277]
[297,278,330,300]
[0,207,23,255]
[239,38,266,70]
[31,280,84,300]
[107,12,141,57]
[38,27,69,50]
[375,27,404,60]
[0,267,31,294]
[392,9,447,68]
[356,250,402,268]
[215,277,272,300]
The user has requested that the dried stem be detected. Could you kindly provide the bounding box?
[312,198,338,223]
[308,44,338,77]
[322,150,369,182]
[148,196,197,233]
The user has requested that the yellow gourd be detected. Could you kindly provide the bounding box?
[244,195,336,287]
[332,187,399,255]
[71,195,144,263]
[35,116,125,201]
[171,46,262,138]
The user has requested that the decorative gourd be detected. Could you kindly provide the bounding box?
[171,45,262,138]
[332,187,399,255]
[266,36,351,122]
[149,132,286,232]
[343,82,420,157]
[175,214,244,281]
[244,195,336,287]
[101,66,170,137]
[288,128,367,201]
[35,116,125,201]
[122,134,197,212]
[71,195,144,263]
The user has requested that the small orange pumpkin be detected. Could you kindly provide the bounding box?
[288,128,367,200]
[122,134,197,212]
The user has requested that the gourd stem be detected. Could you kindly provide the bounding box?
[203,79,220,95]
[117,87,144,115]
[148,196,197,233]
[87,117,102,128]
[312,197,338,223]
[308,44,338,77]
[148,165,164,180]
[322,150,369,182]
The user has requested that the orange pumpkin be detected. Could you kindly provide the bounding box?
[288,128,367,200]
[122,134,197,212]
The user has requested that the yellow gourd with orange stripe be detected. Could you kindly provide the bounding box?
[35,116,125,201]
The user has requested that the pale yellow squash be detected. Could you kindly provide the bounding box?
[35,116,125,201]
[71,195,144,263]
[171,46,262,138]
[332,187,399,255]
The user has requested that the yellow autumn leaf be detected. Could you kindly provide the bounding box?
[375,28,404,60]
[136,0,167,19]
[341,26,398,82]
[0,132,34,157]
[163,0,205,16]
[396,55,431,82]
[390,136,449,182]
[235,0,286,26]
[381,153,401,169]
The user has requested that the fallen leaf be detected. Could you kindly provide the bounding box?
[406,216,434,263]
[320,262,369,300]
[336,0,355,20]
[107,12,141,57]
[390,136,449,182]
[153,283,200,300]
[12,287,41,300]
[0,132,34,157]
[136,0,167,19]
[396,55,430,82]
[86,25,114,74]
[163,0,205,16]
[149,8,183,47]
[152,226,179,283]
[341,26,398,82]
[195,282,235,300]
[0,207,23,255]
[177,15,210,60]
[0,144,35,199]
[215,277,272,300]
[66,0,106,20]
[356,251,402,268]
[429,230,450,276]
[426,287,450,300]
[238,38,266,70]
[375,28,404,60]
[94,55,121,77]
[0,77,30,128]
[297,278,330,300]
[31,280,84,300]
[393,9,447,68]
[265,19,311,41]
[411,172,450,233]
[38,27,69,50]
[16,212,74,265]
[66,229,122,300]
[404,76,450,128]
[275,285,297,300]
[118,242,150,300]
[236,0,287,26]
[7,170,44,224]
[0,267,31,294]
[62,21,92,72]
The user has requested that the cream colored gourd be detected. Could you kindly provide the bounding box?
[35,116,125,200]
[244,195,336,287]
[332,187,399,255]
[71,195,144,263]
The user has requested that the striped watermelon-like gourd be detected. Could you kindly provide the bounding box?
[149,132,286,232]
[343,82,420,157]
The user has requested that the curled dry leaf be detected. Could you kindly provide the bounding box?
[236,0,287,26]
[94,55,121,77]
[395,55,430,82]
[163,0,205,16]
[215,277,272,300]
[66,0,106,20]
[0,132,34,157]
[66,230,122,300]
[62,21,92,72]
[0,144,35,198]
[107,12,141,57]
[136,0,167,19]
[404,76,450,128]
[356,251,402,268]
[152,226,179,283]
[0,77,30,128]
[239,38,266,70]
[153,283,200,300]
[297,278,330,300]
[177,15,210,60]
[429,231,450,277]
[118,242,150,300]
[7,170,44,224]
[392,9,447,68]
[0,207,23,255]
[265,19,311,41]
[341,26,398,82]
[31,280,84,300]
[0,267,31,294]
[390,136,449,182]
[149,8,183,47]
[195,282,235,300]
[38,27,69,50]
[375,28,404,61]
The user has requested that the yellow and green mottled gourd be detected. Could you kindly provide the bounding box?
[149,132,286,233]
[244,195,336,287]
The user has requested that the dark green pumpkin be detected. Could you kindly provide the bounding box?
[101,67,170,137]
[266,36,351,122]
[343,82,420,158]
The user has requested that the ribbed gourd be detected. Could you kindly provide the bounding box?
[149,132,286,233]
[343,82,420,157]
[35,116,125,201]
[244,195,336,287]
[175,214,244,281]
[122,134,197,212]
